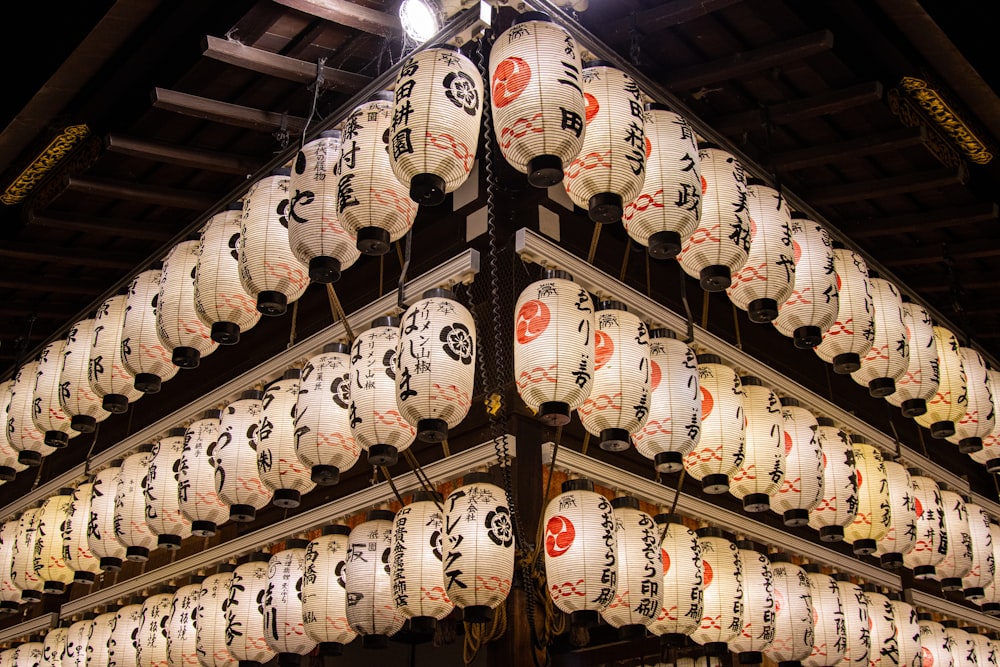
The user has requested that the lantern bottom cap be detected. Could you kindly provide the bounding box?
[964,587,986,600]
[44,430,69,448]
[702,642,729,657]
[982,603,1000,615]
[256,291,289,317]
[134,373,162,394]
[70,414,97,433]
[20,590,41,602]
[747,298,779,323]
[73,571,96,584]
[0,601,18,611]
[647,231,682,260]
[100,556,123,572]
[42,581,66,594]
[879,552,904,569]
[832,353,861,375]
[819,526,844,542]
[356,227,392,257]
[17,450,42,467]
[867,377,896,398]
[598,428,631,452]
[701,474,730,495]
[277,653,302,667]
[537,401,571,427]
[778,661,802,667]
[367,445,399,468]
[410,173,447,207]
[172,346,202,369]
[311,465,341,486]
[959,437,983,454]
[654,451,684,473]
[462,605,495,624]
[406,615,438,635]
[588,192,623,225]
[851,538,877,556]
[126,546,150,562]
[742,493,770,512]
[318,642,345,656]
[191,520,218,537]
[527,154,564,188]
[417,418,450,444]
[0,466,14,482]
[361,634,389,649]
[899,398,927,418]
[940,577,964,592]
[308,256,343,284]
[792,326,823,349]
[986,458,1000,474]
[272,489,302,508]
[211,321,242,345]
[158,534,182,549]
[230,504,257,522]
[658,633,688,648]
[783,509,810,527]
[238,661,264,667]
[103,393,130,413]
[616,624,646,640]
[913,565,936,579]
[738,651,763,665]
[699,265,731,292]
[930,420,956,439]
[570,610,600,629]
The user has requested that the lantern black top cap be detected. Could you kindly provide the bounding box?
[542,268,572,281]
[645,102,671,112]
[323,524,351,536]
[789,211,809,219]
[135,443,155,453]
[746,177,767,187]
[654,512,683,525]
[319,129,341,139]
[514,11,551,24]
[816,417,837,427]
[906,467,922,477]
[412,490,443,504]
[562,478,594,493]
[769,552,792,563]
[249,552,271,562]
[226,201,243,211]
[428,42,460,52]
[779,396,800,407]
[611,496,639,510]
[696,526,725,539]
[649,328,677,339]
[202,408,222,420]
[583,59,614,69]
[372,315,401,328]
[282,368,301,380]
[739,375,762,386]
[462,471,495,485]
[370,90,395,103]
[109,459,124,468]
[735,539,760,552]
[697,353,722,365]
[849,433,868,444]
[697,141,722,150]
[167,426,188,438]
[271,167,292,177]
[284,539,310,550]
[423,287,455,300]
[322,342,350,354]
[240,389,264,401]
[597,300,627,312]
[58,487,77,496]
[366,509,396,522]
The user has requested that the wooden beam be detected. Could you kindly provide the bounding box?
[105,133,262,176]
[152,87,307,134]
[803,167,965,207]
[772,127,927,170]
[0,242,135,271]
[202,35,371,91]
[0,307,74,321]
[0,276,107,296]
[841,202,999,239]
[271,0,400,37]
[599,0,744,45]
[27,211,176,242]
[714,81,883,133]
[664,30,834,90]
[878,236,1000,267]
[908,270,1000,294]
[66,175,217,210]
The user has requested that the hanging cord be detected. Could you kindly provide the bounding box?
[731,303,743,350]
[287,300,300,348]
[402,449,444,512]
[679,264,695,344]
[658,469,687,544]
[83,422,101,477]
[619,239,632,282]
[586,223,602,264]
[379,466,407,506]
[463,600,508,665]
[325,284,355,344]
[885,401,904,460]
[397,229,413,312]
[700,290,710,329]
[299,57,327,148]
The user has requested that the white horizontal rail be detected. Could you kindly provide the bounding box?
[908,589,1000,632]
[0,612,58,644]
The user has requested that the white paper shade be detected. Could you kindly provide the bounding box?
[121,268,179,394]
[258,369,315,508]
[886,302,939,418]
[178,411,228,536]
[158,239,219,368]
[215,390,271,521]
[302,525,358,655]
[344,511,405,647]
[730,377,784,512]
[807,418,858,543]
[684,355,745,494]
[143,428,193,549]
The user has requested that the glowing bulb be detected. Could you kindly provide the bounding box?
[400,0,440,42]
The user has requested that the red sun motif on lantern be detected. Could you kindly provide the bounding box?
[914,496,923,517]
[700,386,714,419]
[792,239,802,264]
[515,300,551,345]
[701,175,708,194]
[836,272,842,291]
[702,559,714,588]
[650,360,662,392]
[545,515,575,558]
[644,136,652,159]
[594,330,614,371]
[661,548,671,574]
[855,468,862,489]
[584,93,599,124]
[748,216,758,240]
[784,430,794,456]
[492,57,531,109]
[773,587,783,615]
[922,646,934,667]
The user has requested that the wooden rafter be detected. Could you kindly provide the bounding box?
[0,242,135,270]
[27,211,176,242]
[152,88,307,134]
[598,0,743,44]
[66,176,217,210]
[715,82,883,133]
[804,167,965,206]
[772,127,927,170]
[842,202,998,239]
[879,236,1000,266]
[105,134,262,176]
[271,0,400,37]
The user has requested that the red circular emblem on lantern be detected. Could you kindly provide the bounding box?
[914,496,923,517]
[701,175,708,194]
[644,136,652,159]
[545,516,575,558]
[661,548,671,574]
[855,469,862,488]
[702,559,713,588]
[584,93,599,124]
[922,646,934,667]
[700,386,714,419]
[748,216,757,240]
[792,239,802,264]
[492,57,531,109]
[515,300,550,345]
[650,359,662,392]
[784,430,794,456]
[773,587,783,615]
[594,330,614,371]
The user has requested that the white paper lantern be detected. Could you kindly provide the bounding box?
[833,575,869,667]
[109,602,143,667]
[88,611,117,667]
[489,12,586,188]
[197,565,238,667]
[12,643,43,667]
[143,428,192,550]
[32,340,73,447]
[179,411,228,537]
[980,522,1000,615]
[0,382,27,481]
[915,327,968,439]
[971,370,1000,472]
[600,496,661,636]
[337,95,417,256]
[302,525,357,655]
[287,131,361,283]
[851,276,908,397]
[943,623,976,667]
[263,541,317,660]
[1,649,15,667]
[136,592,174,667]
[33,489,75,594]
[936,488,974,592]
[226,553,277,667]
[88,463,127,572]
[121,268,179,394]
[62,617,93,667]
[0,518,23,611]
[690,528,744,655]
[919,618,953,667]
[7,361,55,467]
[962,502,995,601]
[89,294,144,414]
[58,319,111,434]
[803,566,847,667]
[194,203,262,345]
[623,105,701,259]
[874,460,917,570]
[729,543,775,664]
[968,632,996,667]
[844,439,890,556]
[258,370,315,508]
[11,507,43,601]
[647,514,703,643]
[389,493,453,632]
[167,579,201,667]
[771,398,824,527]
[815,249,875,374]
[443,473,515,623]
[345,511,405,647]
[887,303,939,418]
[678,145,751,292]
[947,348,995,453]
[42,628,68,667]
[114,446,156,562]
[158,238,219,368]
[684,355,745,494]
[62,483,101,584]
[773,216,839,349]
[215,390,272,522]
[765,556,814,666]
[632,329,701,473]
[902,471,947,579]
[808,418,858,543]
[889,596,922,667]
[862,587,898,667]
[730,377,784,512]
[513,270,596,426]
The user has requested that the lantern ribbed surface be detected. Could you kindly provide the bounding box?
[32,340,73,446]
[0,519,23,610]
[89,610,118,667]
[765,559,814,664]
[167,582,200,667]
[845,442,890,555]
[936,490,974,591]
[33,491,74,593]
[727,182,795,323]
[887,304,939,418]
[179,414,228,536]
[773,218,839,348]
[115,450,156,562]
[489,14,586,187]
[804,570,847,667]
[397,291,477,444]
[513,274,596,426]
[684,358,745,494]
[578,307,651,451]
[970,369,1000,471]
[563,63,645,223]
[730,380,785,512]
[12,644,43,667]
[239,171,311,315]
[302,528,358,652]
[962,502,995,600]
[390,498,454,626]
[944,625,975,667]
[11,507,43,599]
[215,392,272,521]
[852,277,908,397]
[833,578,869,667]
[864,590,898,667]
[336,98,417,256]
[623,107,701,259]
[197,569,238,667]
[0,382,28,481]
[600,499,661,632]
[345,515,406,642]
[259,372,314,507]
[874,461,917,569]
[690,531,744,651]
[62,618,93,667]
[194,207,262,344]
[647,515,703,640]
[88,295,144,412]
[59,319,111,433]
[288,132,361,283]
[919,620,953,667]
[915,327,968,439]
[946,348,995,453]
[226,556,277,666]
[808,421,858,542]
[294,346,359,486]
[0,650,13,667]
[7,361,56,464]
[388,46,483,206]
[43,628,68,667]
[121,269,179,393]
[88,465,127,571]
[443,478,515,622]
[678,146,751,292]
[264,546,317,657]
[889,599,922,667]
[144,431,192,549]
[158,240,218,368]
[815,249,874,375]
[969,633,996,667]
[771,401,824,527]
[109,603,143,667]
[136,593,173,667]
[728,546,775,661]
[980,522,1000,614]
[62,483,100,583]
[902,474,947,578]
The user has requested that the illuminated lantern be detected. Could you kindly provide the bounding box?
[773,216,838,348]
[488,12,586,188]
[729,542,775,664]
[808,418,857,542]
[109,601,143,667]
[622,105,701,259]
[136,590,174,667]
[33,488,75,594]
[513,270,595,427]
[765,555,815,667]
[86,615,115,667]
[263,541,317,660]
[970,369,1000,472]
[690,528,744,656]
[0,382,27,481]
[578,302,651,451]
[647,513,703,644]
[902,471,947,579]
[43,627,69,667]
[33,340,73,446]
[144,427,192,550]
[684,355,745,494]
[844,437,889,556]
[887,302,939,418]
[771,398,823,527]
[179,410,228,537]
[10,507,43,601]
[88,294,144,414]
[943,622,975,667]
[12,644,42,667]
[197,564,238,667]
[0,519,23,611]
[0,649,13,667]
[58,319,110,434]
[258,370,315,508]
[730,376,784,512]
[980,522,1000,615]
[397,288,477,443]
[350,317,416,467]
[240,168,311,315]
[114,446,155,562]
[337,94,418,256]
[863,587,898,667]
[158,238,219,368]
[889,595,922,667]
[345,511,405,647]
[303,525,358,655]
[390,492,453,632]
[287,130,361,282]
[936,487,973,592]
[815,248,874,374]
[803,565,847,667]
[632,329,701,473]
[968,632,997,667]
[121,268,179,394]
[918,617,953,667]
[873,460,917,570]
[62,615,94,667]
[600,496,661,637]
[851,276,908,397]
[832,574,869,667]
[947,347,995,453]
[194,203,262,344]
[88,463,128,572]
[962,502,995,601]
[226,553,277,667]
[443,473,515,623]
[7,361,55,466]
[915,327,967,439]
[678,144,751,292]
[215,390,272,521]
[167,578,202,667]
[62,483,101,584]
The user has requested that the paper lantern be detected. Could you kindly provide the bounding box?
[6,361,55,466]
[143,428,192,550]
[684,355,745,494]
[258,369,315,508]
[62,616,94,667]
[915,327,967,439]
[935,488,974,592]
[815,248,874,374]
[88,463,127,572]
[730,377,785,512]
[968,632,997,667]
[33,489,75,594]
[765,555,815,667]
[0,382,27,481]
[389,492,453,632]
[109,602,143,667]
[121,268,179,394]
[962,502,995,601]
[773,216,839,348]
[851,276,908,397]
[513,270,596,426]
[350,317,416,466]
[832,575,869,667]
[114,446,156,562]
[88,294,144,414]
[42,628,68,667]
[632,329,701,473]
[86,611,116,667]
[862,587,898,667]
[226,553,277,667]
[599,496,661,637]
[808,418,858,542]
[771,398,824,527]
[11,643,42,667]
[622,105,701,259]
[158,238,219,368]
[58,319,111,434]
[0,519,23,611]
[239,168,311,315]
[889,596,922,667]
[690,528,744,655]
[970,369,1000,472]
[215,390,272,521]
[844,438,890,556]
[0,650,14,667]
[981,521,1000,615]
[32,340,73,446]
[647,513,703,644]
[902,471,947,579]
[345,510,406,647]
[947,348,995,453]
[337,95,418,256]
[803,566,847,667]
[943,623,975,667]
[918,617,953,667]
[194,203,262,344]
[887,302,939,418]
[489,11,586,187]
[167,579,202,667]
[678,144,751,291]
[873,460,917,570]
[302,525,358,655]
[179,410,228,536]
[263,541,317,660]
[62,483,101,584]
[197,564,238,667]
[136,592,174,667]
[729,542,775,664]
[443,473,515,623]
[10,507,43,601]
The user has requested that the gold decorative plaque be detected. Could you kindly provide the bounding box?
[1,124,92,205]
[900,77,993,165]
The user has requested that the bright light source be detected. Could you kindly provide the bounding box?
[400,0,441,43]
